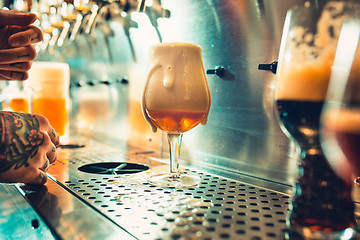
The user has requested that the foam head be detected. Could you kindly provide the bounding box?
[27,61,70,98]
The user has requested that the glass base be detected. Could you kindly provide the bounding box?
[149,173,200,188]
[286,224,357,240]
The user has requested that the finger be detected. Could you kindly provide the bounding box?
[0,70,28,80]
[46,144,57,164]
[39,158,50,172]
[0,62,31,72]
[9,26,43,47]
[0,9,37,27]
[48,128,60,147]
[33,114,60,147]
[25,169,48,185]
[0,45,36,64]
[0,72,11,80]
[0,167,47,185]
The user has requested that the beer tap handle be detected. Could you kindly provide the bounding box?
[85,4,100,34]
[142,0,171,42]
[69,4,93,41]
[206,66,235,80]
[137,0,146,12]
[85,0,112,34]
[123,16,138,62]
[57,21,71,47]
[48,28,60,55]
[98,19,115,63]
[39,33,51,55]
[258,61,278,74]
[70,14,83,41]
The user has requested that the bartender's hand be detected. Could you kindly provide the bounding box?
[0,112,59,184]
[0,9,43,80]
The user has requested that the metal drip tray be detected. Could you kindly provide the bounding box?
[44,140,290,240]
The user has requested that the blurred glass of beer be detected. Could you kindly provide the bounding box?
[27,62,70,143]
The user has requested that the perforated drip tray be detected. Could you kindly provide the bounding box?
[48,143,290,240]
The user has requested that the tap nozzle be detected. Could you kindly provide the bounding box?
[137,0,146,12]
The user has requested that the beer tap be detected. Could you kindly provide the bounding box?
[85,0,112,34]
[47,27,60,55]
[98,8,115,62]
[83,0,140,62]
[122,15,138,62]
[138,0,170,42]
[107,1,139,62]
[258,61,278,74]
[70,4,93,41]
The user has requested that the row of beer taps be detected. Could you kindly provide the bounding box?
[9,0,170,62]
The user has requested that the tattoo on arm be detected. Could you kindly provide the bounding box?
[0,112,44,173]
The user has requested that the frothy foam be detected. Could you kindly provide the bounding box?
[142,42,211,132]
[26,61,70,98]
[275,1,349,101]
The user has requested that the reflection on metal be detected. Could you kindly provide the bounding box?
[0,184,55,240]
[30,137,291,239]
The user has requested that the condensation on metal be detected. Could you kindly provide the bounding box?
[56,151,290,240]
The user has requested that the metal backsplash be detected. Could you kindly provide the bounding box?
[45,1,305,187]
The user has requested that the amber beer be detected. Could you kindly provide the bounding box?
[32,98,67,136]
[10,98,29,113]
[27,62,70,142]
[145,109,207,134]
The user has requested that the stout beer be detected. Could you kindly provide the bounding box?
[274,2,356,236]
[276,100,355,231]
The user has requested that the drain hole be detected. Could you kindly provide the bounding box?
[78,162,149,175]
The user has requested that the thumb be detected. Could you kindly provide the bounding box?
[25,170,48,185]
[0,9,37,27]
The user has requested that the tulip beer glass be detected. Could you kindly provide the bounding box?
[142,42,211,188]
[321,19,360,237]
[274,2,357,239]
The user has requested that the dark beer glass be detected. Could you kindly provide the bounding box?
[321,18,360,235]
[275,2,358,239]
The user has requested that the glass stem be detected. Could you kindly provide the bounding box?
[167,133,183,179]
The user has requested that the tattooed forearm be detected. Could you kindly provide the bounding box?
[0,112,44,173]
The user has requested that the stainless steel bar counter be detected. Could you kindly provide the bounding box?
[0,134,294,240]
[1,133,359,239]
[2,0,360,239]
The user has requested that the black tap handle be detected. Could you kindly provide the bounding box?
[258,61,277,74]
[206,67,226,78]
